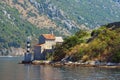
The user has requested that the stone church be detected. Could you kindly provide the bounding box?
[34,34,63,60]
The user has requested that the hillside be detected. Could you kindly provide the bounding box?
[1,0,120,56]
[2,0,56,28]
[0,2,63,56]
[1,0,70,35]
[52,22,120,63]
[2,0,120,33]
[0,2,41,55]
[0,1,68,56]
[33,0,120,29]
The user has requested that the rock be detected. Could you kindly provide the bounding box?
[106,62,116,66]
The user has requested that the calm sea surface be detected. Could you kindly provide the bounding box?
[0,57,120,80]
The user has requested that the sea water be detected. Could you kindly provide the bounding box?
[0,57,120,80]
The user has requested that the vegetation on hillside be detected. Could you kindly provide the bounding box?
[0,0,68,55]
[0,3,56,49]
[43,0,120,28]
[51,22,120,63]
[1,0,120,60]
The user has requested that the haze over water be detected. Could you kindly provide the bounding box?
[0,57,120,80]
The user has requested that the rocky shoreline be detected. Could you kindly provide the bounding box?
[28,60,120,68]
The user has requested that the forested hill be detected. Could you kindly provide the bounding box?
[0,1,65,56]
[52,22,120,63]
[0,2,57,56]
[0,3,39,49]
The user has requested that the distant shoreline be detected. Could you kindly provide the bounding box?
[0,56,13,57]
[0,56,21,57]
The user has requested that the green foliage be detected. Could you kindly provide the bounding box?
[64,36,79,49]
[52,44,67,61]
[52,22,120,63]
[63,30,89,49]
[111,51,120,63]
[52,30,90,61]
[84,26,120,62]
[75,30,89,38]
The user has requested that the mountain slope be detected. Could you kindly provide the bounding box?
[0,2,58,56]
[0,2,40,48]
[33,0,120,29]
[52,22,120,63]
[2,0,71,35]
[2,0,56,28]
[0,1,71,56]
[2,0,120,33]
[1,0,120,56]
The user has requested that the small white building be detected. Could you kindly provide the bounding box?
[34,34,63,60]
[55,37,64,44]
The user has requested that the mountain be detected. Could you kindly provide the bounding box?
[2,0,120,33]
[31,0,120,29]
[0,2,40,56]
[0,0,68,56]
[52,22,120,63]
[1,0,71,35]
[1,0,120,56]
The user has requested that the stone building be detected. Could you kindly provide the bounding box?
[34,34,63,60]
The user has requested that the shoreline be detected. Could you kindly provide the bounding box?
[21,60,120,69]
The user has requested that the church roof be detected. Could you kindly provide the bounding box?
[42,34,55,40]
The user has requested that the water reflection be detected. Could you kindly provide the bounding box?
[24,65,120,80]
[0,57,120,80]
[24,65,31,80]
[24,65,63,80]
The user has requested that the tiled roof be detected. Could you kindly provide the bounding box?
[42,34,55,40]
